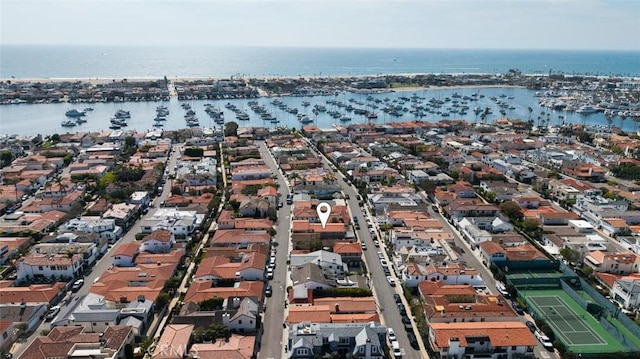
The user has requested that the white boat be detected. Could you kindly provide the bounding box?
[576,105,599,114]
[65,109,86,117]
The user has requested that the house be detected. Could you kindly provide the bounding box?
[478,242,549,266]
[51,292,153,334]
[600,218,630,237]
[419,280,518,323]
[193,252,266,282]
[184,280,264,304]
[584,251,640,275]
[189,334,255,359]
[90,263,177,305]
[0,303,48,335]
[290,250,347,279]
[401,262,483,288]
[112,242,140,267]
[60,216,123,242]
[287,322,387,359]
[0,321,15,352]
[16,252,84,282]
[429,322,537,359]
[18,325,134,359]
[290,263,337,302]
[209,229,271,247]
[611,276,640,310]
[333,242,363,267]
[130,191,151,206]
[0,236,32,265]
[0,282,66,305]
[239,197,276,218]
[174,296,259,334]
[140,229,175,254]
[448,181,476,198]
[537,211,580,225]
[103,203,137,229]
[444,201,500,219]
[140,208,203,236]
[152,324,194,359]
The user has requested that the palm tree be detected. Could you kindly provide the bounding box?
[527,106,533,121]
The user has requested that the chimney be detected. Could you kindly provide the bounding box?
[335,304,340,313]
[222,312,230,326]
[232,297,241,308]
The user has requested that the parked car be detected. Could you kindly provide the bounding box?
[397,303,407,315]
[361,243,367,250]
[526,321,536,333]
[407,331,419,350]
[535,330,554,350]
[401,316,413,330]
[71,279,84,292]
[266,268,274,280]
[387,328,396,342]
[265,285,272,297]
[392,340,402,358]
[394,293,402,303]
[387,276,396,287]
[344,194,350,199]
[45,306,60,321]
[373,240,380,247]
[511,301,525,315]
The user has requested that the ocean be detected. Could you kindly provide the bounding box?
[1,46,639,136]
[1,46,639,79]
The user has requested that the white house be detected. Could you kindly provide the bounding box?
[130,191,151,206]
[61,217,123,242]
[401,262,483,288]
[140,230,175,254]
[140,209,203,237]
[429,322,537,359]
[290,250,347,279]
[221,297,259,334]
[17,253,84,282]
[111,243,140,267]
[611,277,640,311]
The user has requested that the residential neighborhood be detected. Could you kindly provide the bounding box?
[3,110,640,359]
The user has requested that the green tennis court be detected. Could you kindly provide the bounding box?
[520,288,626,353]
[508,270,563,280]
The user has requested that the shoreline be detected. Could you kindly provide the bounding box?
[2,73,638,84]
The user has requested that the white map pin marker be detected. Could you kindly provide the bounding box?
[317,202,332,229]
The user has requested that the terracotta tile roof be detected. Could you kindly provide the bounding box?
[291,220,346,233]
[152,324,194,359]
[234,218,274,230]
[143,229,173,243]
[135,249,185,265]
[287,305,331,323]
[184,280,263,303]
[333,242,362,255]
[330,313,380,323]
[429,322,537,349]
[313,296,377,313]
[418,281,476,297]
[189,335,255,359]
[90,263,176,303]
[0,282,66,305]
[388,211,431,221]
[112,242,140,257]
[603,218,629,227]
[478,241,505,256]
[210,229,271,246]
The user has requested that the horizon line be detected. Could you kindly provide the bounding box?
[2,44,640,52]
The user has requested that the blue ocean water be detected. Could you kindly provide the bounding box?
[1,46,639,79]
[1,46,638,136]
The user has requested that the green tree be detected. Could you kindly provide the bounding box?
[155,292,170,309]
[520,218,543,240]
[499,201,524,222]
[224,121,239,137]
[559,247,580,263]
[0,150,14,167]
[184,146,204,158]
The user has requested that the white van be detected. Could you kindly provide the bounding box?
[496,282,510,298]
[535,330,554,350]
[392,340,402,358]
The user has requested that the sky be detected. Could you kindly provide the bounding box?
[1,0,639,50]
